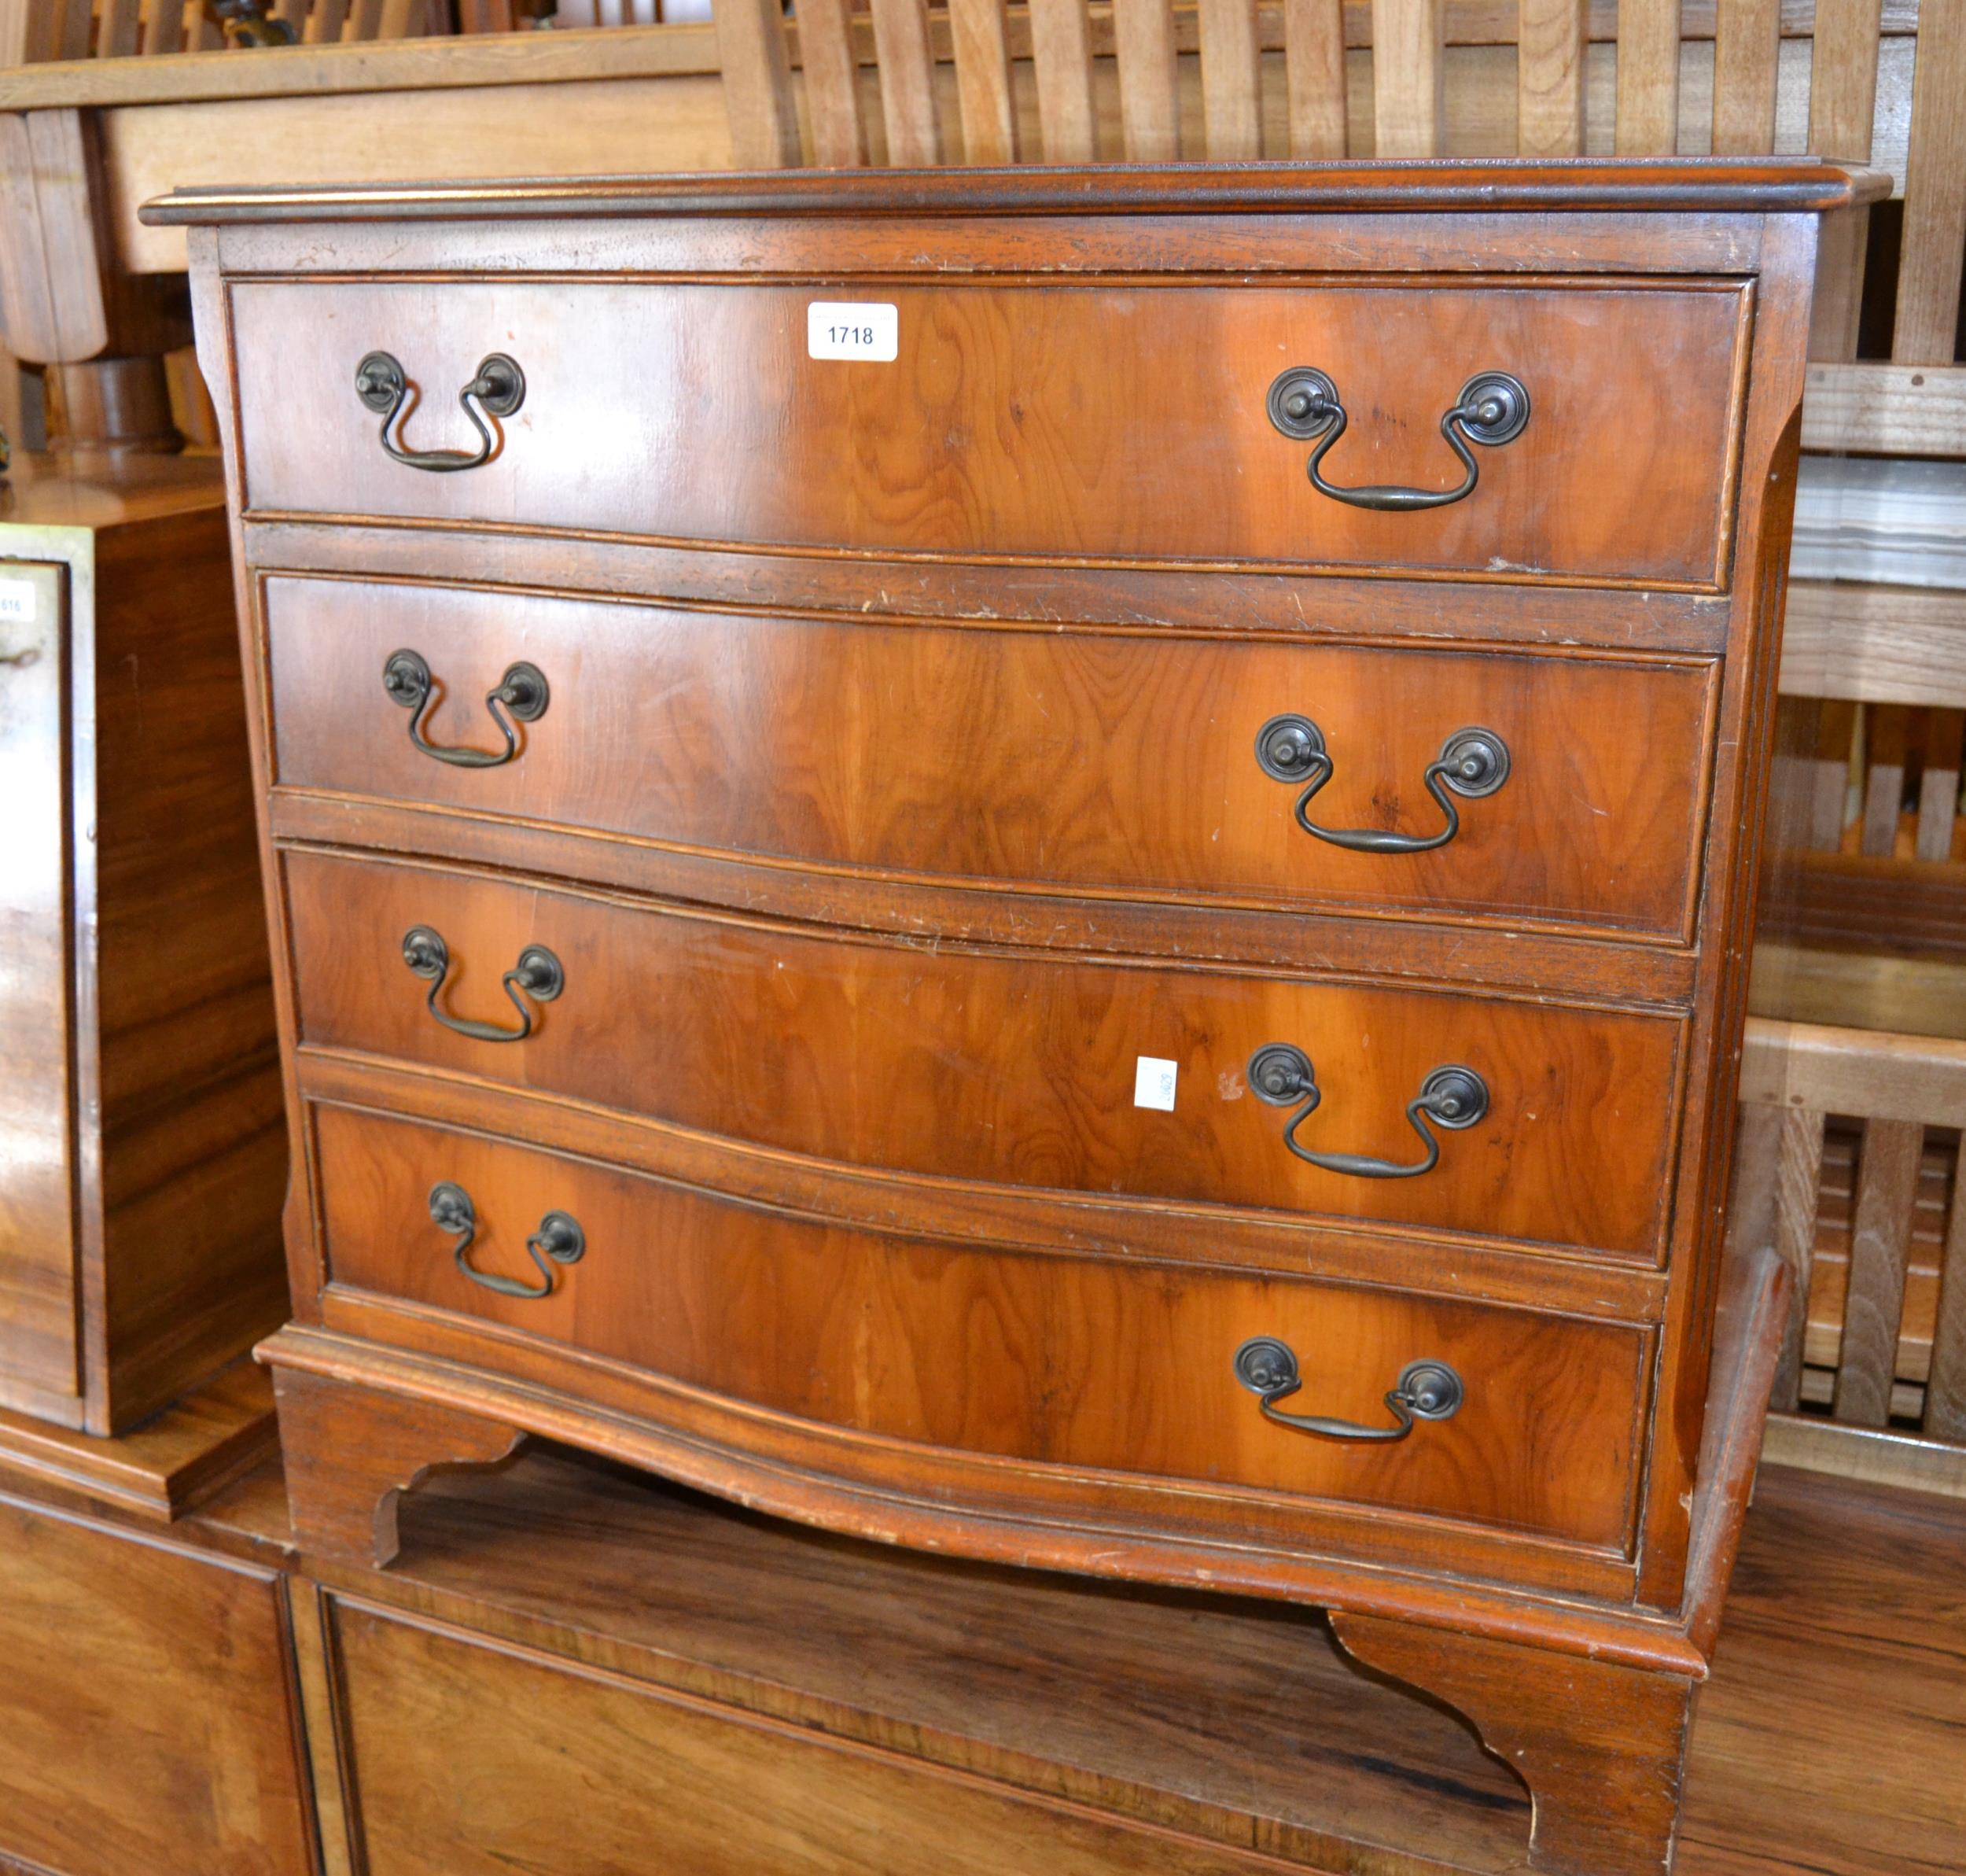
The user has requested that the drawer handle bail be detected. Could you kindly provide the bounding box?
[429,1181,586,1300]
[382,648,550,769]
[355,350,526,474]
[1255,717,1509,854]
[1233,1337,1463,1442]
[1267,367,1528,513]
[1248,1044,1489,1180]
[402,925,564,1043]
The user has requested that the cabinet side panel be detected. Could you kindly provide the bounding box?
[0,556,81,1410]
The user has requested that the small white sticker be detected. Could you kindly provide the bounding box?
[1134,1056,1179,1112]
[808,301,899,362]
[0,580,36,625]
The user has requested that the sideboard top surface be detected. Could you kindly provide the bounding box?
[142,157,1890,227]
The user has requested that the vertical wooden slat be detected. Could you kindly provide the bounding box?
[712,0,803,168]
[53,0,91,58]
[1284,0,1346,157]
[1197,0,1262,159]
[0,0,53,64]
[142,0,186,53]
[298,0,345,46]
[1928,1142,1966,1443]
[1712,0,1781,155]
[1916,709,1964,863]
[1029,0,1099,162]
[269,0,308,32]
[1371,0,1445,158]
[378,0,422,37]
[1859,704,1907,857]
[1891,0,1966,363]
[1772,1106,1828,1413]
[797,0,865,167]
[949,0,1017,163]
[1835,1119,1924,1428]
[98,0,143,56]
[343,0,383,41]
[871,0,941,165]
[1803,698,1857,850]
[1517,0,1586,157]
[1809,0,1882,160]
[1613,0,1680,156]
[1113,0,1181,161]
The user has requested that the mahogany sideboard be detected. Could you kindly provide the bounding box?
[149,157,1884,1876]
[0,451,285,1465]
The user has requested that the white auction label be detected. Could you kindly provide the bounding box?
[0,579,36,625]
[807,302,899,362]
[1133,1056,1179,1112]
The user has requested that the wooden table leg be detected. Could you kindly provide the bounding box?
[1330,1609,1696,1876]
[272,1366,525,1570]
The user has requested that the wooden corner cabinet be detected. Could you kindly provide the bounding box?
[0,454,287,1466]
[149,159,1883,1876]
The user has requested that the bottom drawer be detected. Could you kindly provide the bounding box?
[317,1105,1648,1552]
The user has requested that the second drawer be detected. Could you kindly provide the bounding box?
[264,576,1717,941]
[285,850,1681,1259]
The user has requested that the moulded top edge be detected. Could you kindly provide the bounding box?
[140,157,1893,228]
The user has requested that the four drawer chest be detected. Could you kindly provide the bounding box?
[149,158,1883,1876]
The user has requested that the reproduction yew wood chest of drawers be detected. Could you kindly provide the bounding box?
[151,158,1880,1876]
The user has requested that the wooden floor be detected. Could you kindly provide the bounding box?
[292,1447,1966,1876]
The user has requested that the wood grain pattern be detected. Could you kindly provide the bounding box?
[228,275,1751,588]
[0,1487,315,1875]
[949,0,1018,163]
[871,0,942,164]
[1282,0,1345,157]
[308,1103,1650,1551]
[1712,0,1783,156]
[0,459,287,1436]
[1834,1117,1923,1426]
[1515,0,1585,158]
[1925,1153,1966,1443]
[793,0,866,167]
[283,850,1684,1257]
[1613,0,1682,155]
[261,576,1721,941]
[709,0,801,168]
[1370,0,1445,157]
[1196,0,1261,157]
[0,558,77,1404]
[1890,0,1966,363]
[1111,0,1182,158]
[1028,0,1099,160]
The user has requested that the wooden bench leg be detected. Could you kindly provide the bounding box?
[271,1366,525,1570]
[1330,1610,1696,1876]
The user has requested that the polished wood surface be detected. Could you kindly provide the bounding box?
[0,453,288,1435]
[165,164,1849,1874]
[310,1103,1649,1549]
[0,558,78,1402]
[0,1484,315,1876]
[284,850,1683,1257]
[230,275,1751,586]
[265,574,1721,939]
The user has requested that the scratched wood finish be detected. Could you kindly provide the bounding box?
[0,1487,315,1876]
[228,276,1752,587]
[0,457,288,1436]
[263,576,1721,940]
[311,1104,1647,1549]
[282,850,1682,1258]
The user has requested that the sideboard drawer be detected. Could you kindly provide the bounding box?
[265,576,1718,940]
[315,1104,1648,1550]
[285,850,1680,1259]
[232,276,1748,586]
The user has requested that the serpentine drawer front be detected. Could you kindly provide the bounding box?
[282,848,1681,1259]
[157,174,1876,1842]
[229,276,1750,586]
[312,1104,1648,1551]
[263,576,1720,940]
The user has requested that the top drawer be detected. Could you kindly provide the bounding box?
[230,277,1751,588]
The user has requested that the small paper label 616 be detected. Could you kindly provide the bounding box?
[807,301,899,362]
